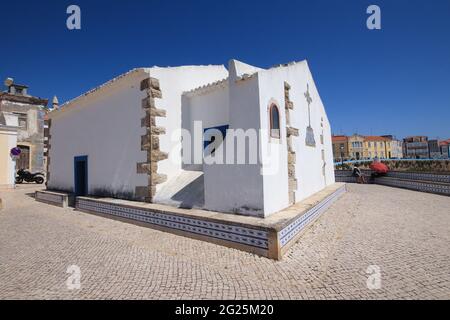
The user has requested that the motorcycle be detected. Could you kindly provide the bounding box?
[15,169,45,184]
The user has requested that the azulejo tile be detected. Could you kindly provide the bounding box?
[385,171,450,184]
[76,199,269,249]
[279,185,346,247]
[376,177,450,196]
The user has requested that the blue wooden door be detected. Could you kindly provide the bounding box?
[74,156,88,196]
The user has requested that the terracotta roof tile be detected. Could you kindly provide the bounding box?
[364,136,390,141]
[332,135,348,142]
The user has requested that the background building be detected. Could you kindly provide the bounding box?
[0,112,19,187]
[332,135,349,162]
[364,136,390,159]
[347,134,365,160]
[333,133,450,162]
[332,134,406,161]
[391,139,403,159]
[0,79,48,172]
[403,136,429,159]
[440,140,450,158]
[381,135,403,159]
[428,139,442,158]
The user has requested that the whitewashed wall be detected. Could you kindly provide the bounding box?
[48,70,149,196]
[48,66,227,198]
[150,66,228,193]
[181,82,229,171]
[185,83,229,132]
[259,61,335,205]
[257,70,290,215]
[203,66,265,216]
[0,113,18,187]
[201,60,335,217]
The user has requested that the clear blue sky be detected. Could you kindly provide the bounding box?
[1,0,449,139]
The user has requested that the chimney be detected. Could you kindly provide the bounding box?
[4,78,13,92]
[4,78,29,96]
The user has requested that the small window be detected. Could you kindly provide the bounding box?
[14,113,27,129]
[269,104,280,139]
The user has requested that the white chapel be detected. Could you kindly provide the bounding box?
[46,59,335,217]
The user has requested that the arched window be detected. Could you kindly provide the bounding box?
[269,104,280,139]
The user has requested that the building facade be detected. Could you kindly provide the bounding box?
[0,112,19,187]
[332,135,349,162]
[332,134,404,161]
[0,80,48,172]
[391,139,403,158]
[381,135,403,159]
[364,136,390,159]
[403,136,429,159]
[46,59,335,218]
[440,140,450,158]
[428,139,441,158]
[347,134,365,160]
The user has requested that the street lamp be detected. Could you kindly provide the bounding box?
[340,145,344,166]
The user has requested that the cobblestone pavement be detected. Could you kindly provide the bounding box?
[1,184,449,299]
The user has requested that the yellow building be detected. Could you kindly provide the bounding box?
[347,134,365,160]
[381,135,403,158]
[364,136,390,159]
[0,112,19,188]
[334,134,403,161]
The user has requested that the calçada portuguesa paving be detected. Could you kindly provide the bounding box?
[0,183,449,299]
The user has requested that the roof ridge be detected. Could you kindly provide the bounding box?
[59,68,146,109]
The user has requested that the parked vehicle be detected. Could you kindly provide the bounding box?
[15,169,45,184]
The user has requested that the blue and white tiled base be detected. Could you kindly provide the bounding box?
[375,177,450,196]
[74,184,347,260]
[76,198,269,250]
[335,170,372,183]
[383,171,450,184]
[334,170,450,196]
[279,184,347,248]
[335,176,359,183]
